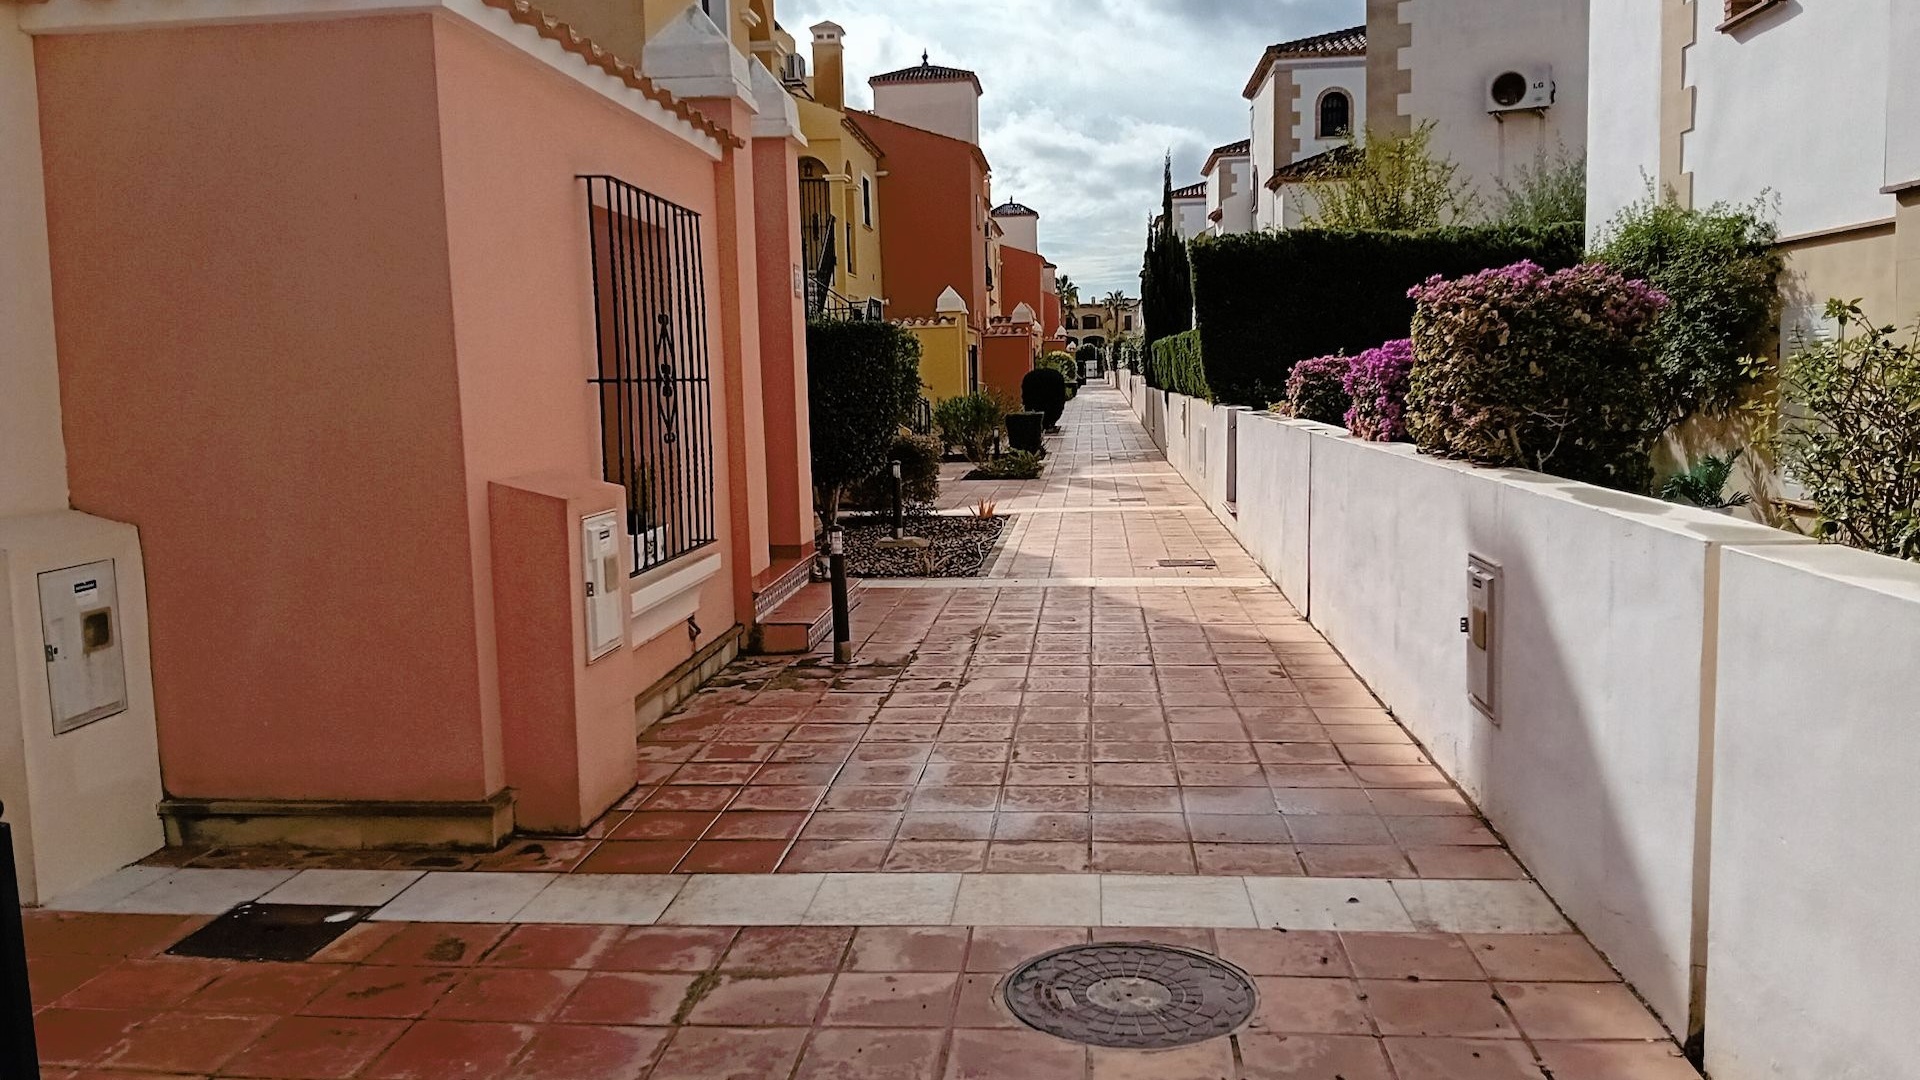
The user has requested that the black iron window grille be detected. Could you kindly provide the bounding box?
[581,175,718,576]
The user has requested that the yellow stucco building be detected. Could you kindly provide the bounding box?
[778,21,885,316]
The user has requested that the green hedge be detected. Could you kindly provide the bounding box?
[1188,224,1584,406]
[1149,329,1209,399]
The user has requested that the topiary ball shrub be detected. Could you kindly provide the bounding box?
[1406,261,1668,491]
[1023,366,1069,428]
[1342,339,1414,442]
[1280,353,1352,424]
[1006,411,1046,454]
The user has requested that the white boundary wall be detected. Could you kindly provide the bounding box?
[1120,381,1920,1078]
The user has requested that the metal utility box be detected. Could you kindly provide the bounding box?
[582,512,624,661]
[38,559,128,734]
[1466,556,1499,722]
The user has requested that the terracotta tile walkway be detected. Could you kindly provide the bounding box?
[25,385,1699,1077]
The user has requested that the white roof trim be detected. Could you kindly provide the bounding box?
[18,0,725,160]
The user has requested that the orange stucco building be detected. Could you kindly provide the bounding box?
[850,109,993,334]
[7,0,821,867]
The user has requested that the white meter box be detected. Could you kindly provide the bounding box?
[1466,555,1499,722]
[583,511,625,662]
[39,559,129,734]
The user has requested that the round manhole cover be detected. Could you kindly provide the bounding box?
[1002,943,1257,1049]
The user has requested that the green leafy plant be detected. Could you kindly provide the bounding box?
[1039,352,1079,398]
[1141,153,1194,354]
[1054,273,1080,313]
[1406,261,1669,491]
[1773,301,1920,560]
[1022,366,1070,427]
[847,433,943,513]
[807,319,924,527]
[1591,188,1781,423]
[1493,148,1587,231]
[1302,123,1480,232]
[1149,329,1209,399]
[975,450,1045,480]
[933,391,1008,464]
[1660,449,1753,510]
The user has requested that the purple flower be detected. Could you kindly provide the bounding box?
[1343,339,1415,441]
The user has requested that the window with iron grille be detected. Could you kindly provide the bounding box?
[581,175,717,576]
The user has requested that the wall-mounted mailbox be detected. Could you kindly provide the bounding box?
[582,511,624,662]
[39,559,129,734]
[1466,555,1499,722]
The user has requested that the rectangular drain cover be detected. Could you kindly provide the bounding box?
[1109,497,1148,503]
[1158,559,1217,569]
[168,903,375,962]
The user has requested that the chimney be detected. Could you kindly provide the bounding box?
[811,21,846,112]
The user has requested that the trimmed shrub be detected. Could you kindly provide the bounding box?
[1406,261,1668,491]
[807,319,924,525]
[1590,191,1781,423]
[1023,366,1069,428]
[1038,352,1079,398]
[934,391,1007,464]
[1342,339,1414,442]
[1279,353,1352,424]
[1149,330,1209,399]
[1188,224,1584,407]
[1773,300,1920,559]
[847,433,942,512]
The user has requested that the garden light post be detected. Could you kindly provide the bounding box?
[828,527,853,664]
[0,800,37,1075]
[890,460,905,540]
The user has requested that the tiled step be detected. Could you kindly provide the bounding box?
[750,578,864,654]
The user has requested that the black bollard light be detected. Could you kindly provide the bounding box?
[828,527,852,665]
[890,460,905,541]
[0,800,38,1077]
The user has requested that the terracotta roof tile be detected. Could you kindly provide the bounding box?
[1243,24,1367,98]
[1170,181,1207,200]
[870,52,983,94]
[1202,138,1250,176]
[482,0,742,149]
[992,201,1038,217]
[1267,144,1362,188]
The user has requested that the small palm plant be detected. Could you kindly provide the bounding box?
[1660,449,1753,510]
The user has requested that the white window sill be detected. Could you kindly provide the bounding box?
[629,550,723,646]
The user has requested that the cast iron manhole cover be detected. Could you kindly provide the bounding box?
[1002,943,1257,1049]
[168,903,374,963]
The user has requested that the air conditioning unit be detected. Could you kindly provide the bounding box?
[782,52,807,84]
[1487,66,1554,113]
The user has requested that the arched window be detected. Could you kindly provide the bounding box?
[1317,90,1353,139]
[1082,314,1102,329]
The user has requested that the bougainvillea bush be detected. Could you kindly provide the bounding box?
[1279,353,1352,424]
[1406,261,1668,491]
[1343,339,1415,441]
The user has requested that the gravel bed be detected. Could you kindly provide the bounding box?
[836,513,1007,577]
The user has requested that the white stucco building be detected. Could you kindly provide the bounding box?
[1588,0,1919,342]
[1366,0,1589,205]
[868,51,981,145]
[1164,181,1207,240]
[1243,26,1367,231]
[1201,138,1254,236]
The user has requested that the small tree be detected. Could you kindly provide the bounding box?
[1591,187,1782,423]
[807,319,923,528]
[1141,154,1193,355]
[1772,301,1920,559]
[1302,124,1480,231]
[933,391,1008,464]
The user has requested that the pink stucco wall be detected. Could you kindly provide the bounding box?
[751,131,814,557]
[38,11,745,817]
[38,16,490,803]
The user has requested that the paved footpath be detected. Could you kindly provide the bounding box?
[26,386,1699,1078]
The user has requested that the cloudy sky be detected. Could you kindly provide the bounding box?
[777,0,1363,296]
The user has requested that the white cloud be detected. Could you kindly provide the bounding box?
[775,0,1363,295]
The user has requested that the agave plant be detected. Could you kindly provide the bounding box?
[1660,449,1753,510]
